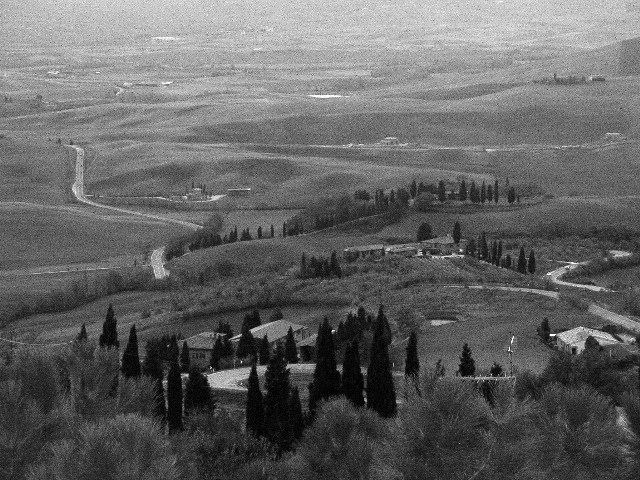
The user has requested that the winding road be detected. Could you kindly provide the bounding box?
[545,250,633,292]
[69,145,201,279]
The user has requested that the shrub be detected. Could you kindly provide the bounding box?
[27,414,178,480]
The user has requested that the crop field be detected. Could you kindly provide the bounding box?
[0,136,74,204]
[0,203,186,270]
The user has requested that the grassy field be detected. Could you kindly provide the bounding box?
[0,203,186,270]
[0,136,74,204]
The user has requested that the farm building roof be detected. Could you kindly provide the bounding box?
[385,244,420,253]
[231,319,308,344]
[555,327,618,347]
[296,333,318,348]
[344,244,385,253]
[185,332,226,351]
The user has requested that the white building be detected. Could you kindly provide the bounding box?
[555,327,619,355]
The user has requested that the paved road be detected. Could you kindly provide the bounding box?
[545,250,633,292]
[69,145,201,279]
[450,284,640,333]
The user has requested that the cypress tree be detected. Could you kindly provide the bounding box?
[404,331,420,379]
[487,184,493,202]
[410,179,417,198]
[517,247,527,274]
[236,325,257,360]
[309,318,341,413]
[497,241,503,265]
[508,186,516,204]
[142,340,166,423]
[76,323,88,343]
[180,340,190,373]
[99,303,119,349]
[211,336,222,371]
[184,365,215,415]
[505,254,512,269]
[466,238,477,257]
[284,327,298,364]
[121,324,141,378]
[282,222,287,237]
[481,181,487,203]
[470,181,478,203]
[246,362,264,437]
[270,224,275,238]
[494,179,499,203]
[242,309,262,330]
[259,335,271,366]
[289,386,304,441]
[169,334,179,364]
[459,180,467,202]
[528,250,537,274]
[341,341,365,407]
[417,222,433,242]
[458,343,476,377]
[492,241,498,266]
[453,221,461,244]
[367,306,397,418]
[167,360,183,433]
[481,232,489,260]
[257,226,263,239]
[263,344,292,451]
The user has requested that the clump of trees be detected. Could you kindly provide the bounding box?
[299,251,342,279]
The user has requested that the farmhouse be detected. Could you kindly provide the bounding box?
[420,234,466,255]
[227,188,251,196]
[385,244,420,257]
[378,136,399,145]
[555,326,619,355]
[230,319,310,348]
[343,244,385,262]
[185,332,228,368]
[187,187,206,201]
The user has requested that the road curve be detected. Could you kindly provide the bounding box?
[447,284,640,333]
[546,250,633,292]
[69,145,201,279]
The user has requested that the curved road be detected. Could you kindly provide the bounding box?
[546,250,633,292]
[70,145,201,279]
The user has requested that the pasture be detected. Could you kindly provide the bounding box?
[0,203,186,270]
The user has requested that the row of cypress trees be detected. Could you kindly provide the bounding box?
[246,305,406,451]
[89,304,215,434]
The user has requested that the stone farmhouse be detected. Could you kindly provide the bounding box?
[555,326,619,355]
[230,319,311,349]
[184,331,228,368]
